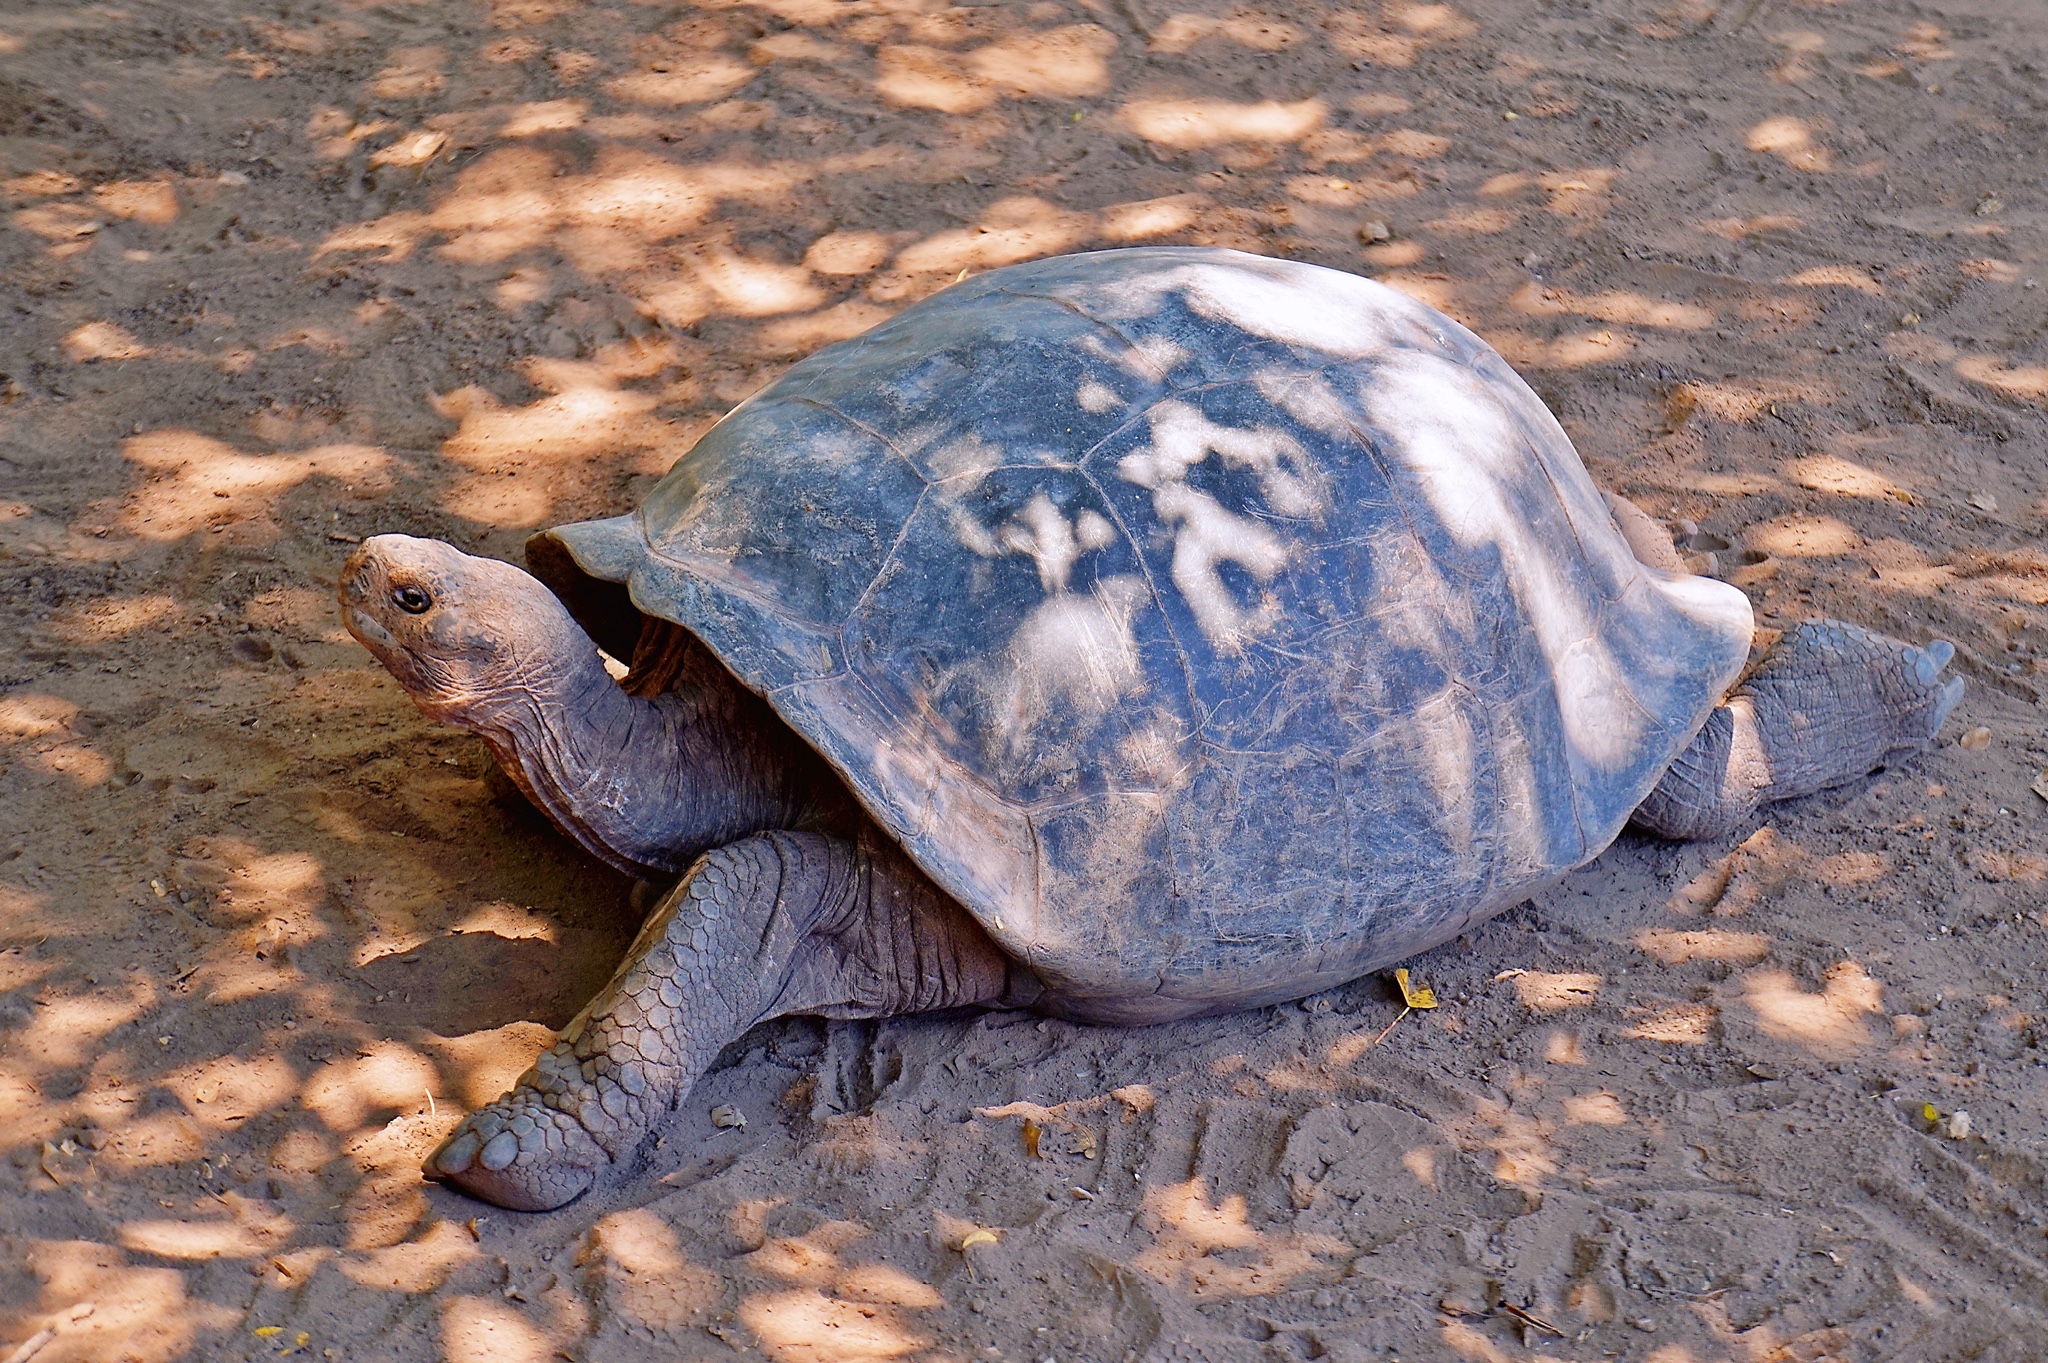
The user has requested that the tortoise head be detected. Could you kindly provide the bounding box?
[340,534,596,727]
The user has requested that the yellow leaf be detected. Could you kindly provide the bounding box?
[254,1327,283,1337]
[1021,1119,1042,1158]
[295,1334,310,1347]
[1394,968,1438,1009]
[959,1229,999,1250]
[1923,1103,1940,1124]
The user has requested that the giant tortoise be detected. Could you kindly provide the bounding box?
[341,247,1962,1209]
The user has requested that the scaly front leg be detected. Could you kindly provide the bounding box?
[424,830,1017,1210]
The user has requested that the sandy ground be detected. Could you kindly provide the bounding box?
[3,0,2047,1358]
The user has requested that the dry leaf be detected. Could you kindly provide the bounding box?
[1021,1119,1042,1158]
[709,1104,746,1129]
[1959,726,1992,751]
[1968,491,2000,512]
[959,1228,999,1250]
[1393,968,1438,1009]
[1076,1128,1098,1161]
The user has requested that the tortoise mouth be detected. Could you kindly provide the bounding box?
[345,605,398,652]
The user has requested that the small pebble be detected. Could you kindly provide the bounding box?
[1632,1317,1657,1332]
[1959,726,1992,751]
[710,1104,746,1129]
[1942,1110,1972,1140]
[1359,220,1391,244]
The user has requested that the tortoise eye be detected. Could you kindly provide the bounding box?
[392,585,432,615]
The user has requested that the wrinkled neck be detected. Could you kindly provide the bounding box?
[456,626,830,878]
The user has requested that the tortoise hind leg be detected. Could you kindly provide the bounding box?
[424,831,1020,1211]
[1632,619,1964,842]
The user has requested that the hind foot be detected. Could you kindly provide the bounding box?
[1633,618,1962,841]
[1743,619,1964,794]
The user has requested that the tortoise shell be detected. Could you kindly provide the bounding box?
[532,247,1753,1023]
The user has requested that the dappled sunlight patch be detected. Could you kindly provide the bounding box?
[1532,168,1619,217]
[14,983,155,1067]
[1513,972,1601,1011]
[0,692,81,739]
[368,129,448,169]
[1954,355,2048,403]
[1788,453,1904,500]
[302,1041,441,1131]
[1675,376,1834,424]
[893,196,1092,274]
[23,1239,237,1358]
[1375,271,1460,314]
[92,179,179,225]
[1489,327,1637,369]
[177,1054,298,1129]
[1562,1091,1628,1127]
[20,739,112,785]
[64,321,151,362]
[100,1110,210,1169]
[970,25,1117,98]
[1697,213,1804,240]
[836,1262,943,1308]
[1509,282,1713,330]
[739,1288,930,1360]
[449,902,556,943]
[500,98,587,137]
[1781,265,1884,295]
[336,1212,483,1292]
[1120,97,1326,150]
[120,430,394,541]
[441,1293,553,1363]
[1101,193,1207,241]
[370,45,447,100]
[47,593,181,643]
[1543,1029,1583,1064]
[605,55,756,107]
[582,1208,725,1331]
[1626,1002,1716,1044]
[1741,963,1885,1056]
[1815,849,1888,885]
[117,1213,276,1261]
[1745,115,1831,172]
[1959,258,2021,284]
[417,1022,555,1111]
[1425,206,1516,234]
[0,1065,49,1144]
[1132,1176,1344,1296]
[1751,515,1860,559]
[692,247,828,316]
[758,299,899,349]
[1154,12,1305,53]
[1469,1102,1557,1187]
[436,354,672,477]
[804,229,894,276]
[875,45,995,113]
[1634,928,1771,966]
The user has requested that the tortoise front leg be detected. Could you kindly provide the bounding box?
[424,831,1019,1211]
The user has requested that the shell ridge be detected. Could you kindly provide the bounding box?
[840,480,935,628]
[790,395,931,482]
[989,284,1175,386]
[1072,462,1207,733]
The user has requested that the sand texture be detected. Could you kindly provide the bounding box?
[3,0,2047,1358]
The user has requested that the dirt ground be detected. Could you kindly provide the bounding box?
[3,0,2047,1358]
